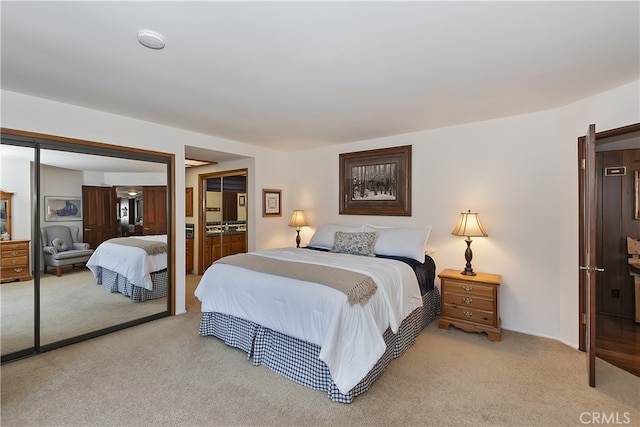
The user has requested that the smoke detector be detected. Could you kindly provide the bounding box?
[137,30,165,50]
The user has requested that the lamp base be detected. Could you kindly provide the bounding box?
[462,238,476,275]
[461,268,476,276]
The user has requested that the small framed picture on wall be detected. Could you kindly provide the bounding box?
[262,189,281,217]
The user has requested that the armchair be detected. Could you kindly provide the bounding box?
[41,225,94,277]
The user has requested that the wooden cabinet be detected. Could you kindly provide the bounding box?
[0,239,32,283]
[186,238,194,274]
[203,233,246,268]
[438,269,501,341]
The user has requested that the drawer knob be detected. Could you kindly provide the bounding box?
[462,297,473,304]
[462,285,473,292]
[11,259,17,264]
[463,311,473,318]
[11,251,17,256]
[14,267,23,273]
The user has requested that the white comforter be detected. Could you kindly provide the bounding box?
[87,235,167,291]
[194,247,423,394]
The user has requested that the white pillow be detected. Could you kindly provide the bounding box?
[362,224,433,262]
[308,224,363,249]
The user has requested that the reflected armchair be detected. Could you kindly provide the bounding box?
[40,225,94,277]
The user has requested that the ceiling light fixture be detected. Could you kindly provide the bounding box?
[137,30,165,50]
[185,159,214,168]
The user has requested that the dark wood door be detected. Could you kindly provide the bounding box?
[82,185,117,250]
[142,186,167,235]
[579,124,598,387]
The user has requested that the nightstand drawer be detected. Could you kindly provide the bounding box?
[443,304,495,326]
[443,292,494,311]
[444,280,494,298]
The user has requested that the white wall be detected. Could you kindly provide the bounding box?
[2,80,638,347]
[0,145,32,240]
[1,90,277,315]
[287,80,640,347]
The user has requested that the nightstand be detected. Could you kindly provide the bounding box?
[438,269,501,341]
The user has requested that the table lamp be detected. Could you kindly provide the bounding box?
[288,210,308,248]
[451,210,488,276]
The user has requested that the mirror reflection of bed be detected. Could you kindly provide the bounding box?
[0,141,170,358]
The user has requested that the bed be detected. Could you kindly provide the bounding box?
[195,224,440,403]
[86,234,168,302]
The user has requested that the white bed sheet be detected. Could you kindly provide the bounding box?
[87,235,167,291]
[194,247,423,394]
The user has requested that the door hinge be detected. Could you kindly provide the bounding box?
[582,313,587,324]
[581,158,586,169]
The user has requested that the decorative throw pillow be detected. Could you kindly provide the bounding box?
[51,237,69,252]
[331,231,378,257]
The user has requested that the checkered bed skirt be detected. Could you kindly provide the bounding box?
[199,287,441,403]
[95,267,168,302]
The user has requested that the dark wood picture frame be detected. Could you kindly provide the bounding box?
[185,187,193,217]
[339,145,411,216]
[262,188,282,217]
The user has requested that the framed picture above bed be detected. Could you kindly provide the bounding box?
[262,189,282,217]
[44,196,82,221]
[339,145,411,216]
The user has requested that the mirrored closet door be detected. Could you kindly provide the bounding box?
[1,132,173,362]
[0,144,35,356]
[200,170,247,274]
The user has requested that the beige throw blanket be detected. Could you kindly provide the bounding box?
[216,253,377,306]
[108,237,167,256]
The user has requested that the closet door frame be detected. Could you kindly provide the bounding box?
[1,128,176,363]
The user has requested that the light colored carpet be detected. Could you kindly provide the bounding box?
[1,308,638,426]
[1,268,166,354]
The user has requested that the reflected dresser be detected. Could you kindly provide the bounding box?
[0,239,32,283]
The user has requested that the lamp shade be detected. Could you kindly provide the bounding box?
[288,210,308,228]
[452,210,488,237]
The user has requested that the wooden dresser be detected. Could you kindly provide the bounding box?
[438,269,502,341]
[0,239,33,283]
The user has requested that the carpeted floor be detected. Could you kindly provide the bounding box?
[1,268,167,354]
[1,305,638,427]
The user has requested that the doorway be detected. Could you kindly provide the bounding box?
[579,123,640,379]
[198,169,248,275]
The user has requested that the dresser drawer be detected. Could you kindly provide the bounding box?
[1,256,28,268]
[1,241,29,252]
[443,292,494,311]
[1,248,28,259]
[444,279,494,299]
[443,304,495,326]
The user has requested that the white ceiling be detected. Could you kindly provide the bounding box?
[1,1,638,152]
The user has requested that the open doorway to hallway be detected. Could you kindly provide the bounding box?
[594,139,640,377]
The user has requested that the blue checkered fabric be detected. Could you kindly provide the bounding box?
[198,287,441,403]
[95,267,168,302]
